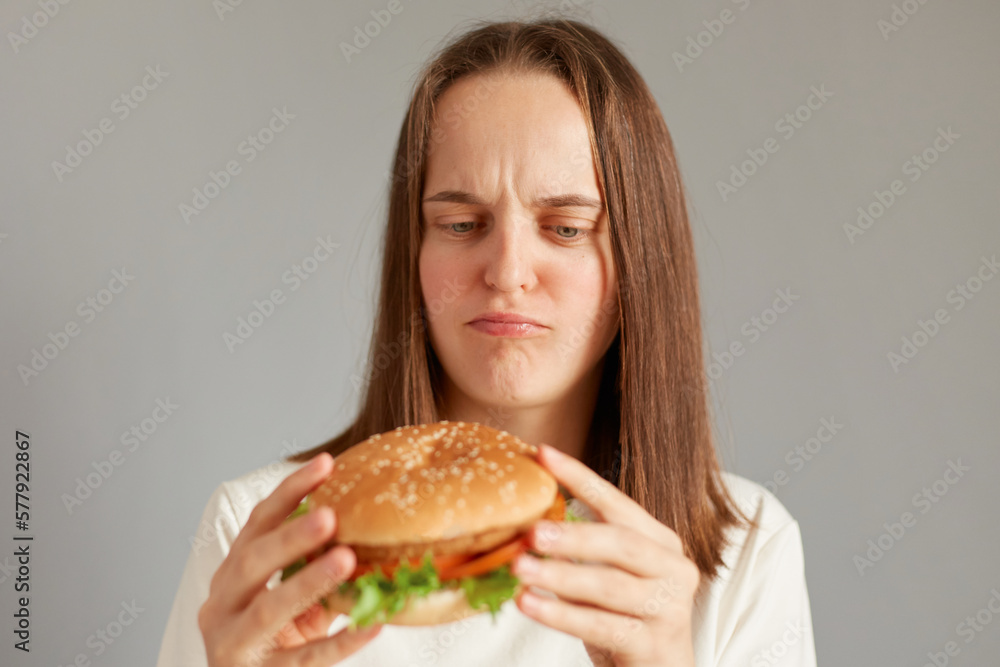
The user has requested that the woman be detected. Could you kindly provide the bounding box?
[157,16,817,667]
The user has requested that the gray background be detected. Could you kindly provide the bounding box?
[2,0,998,664]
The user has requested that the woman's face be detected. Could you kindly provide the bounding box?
[418,72,619,414]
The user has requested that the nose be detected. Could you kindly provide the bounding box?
[482,216,537,293]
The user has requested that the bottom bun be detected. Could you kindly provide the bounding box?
[325,582,524,627]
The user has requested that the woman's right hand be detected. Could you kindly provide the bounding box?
[198,453,382,666]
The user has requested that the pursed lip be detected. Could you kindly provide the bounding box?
[468,311,546,327]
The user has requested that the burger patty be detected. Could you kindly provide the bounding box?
[345,517,534,564]
[330,492,565,564]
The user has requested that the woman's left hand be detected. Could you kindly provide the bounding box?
[512,443,700,667]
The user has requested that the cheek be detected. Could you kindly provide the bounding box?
[419,246,462,316]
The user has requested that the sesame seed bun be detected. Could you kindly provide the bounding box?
[306,420,559,626]
[310,420,557,562]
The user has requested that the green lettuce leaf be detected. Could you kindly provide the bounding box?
[278,498,523,627]
[564,499,590,522]
[282,550,521,629]
[458,565,519,618]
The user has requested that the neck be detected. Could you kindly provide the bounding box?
[438,358,607,462]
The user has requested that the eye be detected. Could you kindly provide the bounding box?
[552,225,588,240]
[444,222,476,233]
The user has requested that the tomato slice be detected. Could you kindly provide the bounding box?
[437,535,529,580]
[543,489,566,522]
[349,552,471,581]
[341,491,565,582]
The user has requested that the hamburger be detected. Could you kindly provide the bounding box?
[279,421,573,628]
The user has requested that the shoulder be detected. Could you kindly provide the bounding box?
[706,470,807,594]
[690,472,816,664]
[718,470,798,540]
[213,458,312,528]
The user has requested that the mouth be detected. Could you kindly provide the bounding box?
[467,312,547,338]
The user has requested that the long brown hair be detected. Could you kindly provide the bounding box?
[289,16,757,582]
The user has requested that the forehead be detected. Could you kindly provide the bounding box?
[423,72,599,198]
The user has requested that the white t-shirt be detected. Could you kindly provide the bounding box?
[156,458,817,666]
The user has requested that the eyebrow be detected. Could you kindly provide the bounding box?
[422,190,604,211]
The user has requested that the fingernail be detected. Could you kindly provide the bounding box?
[533,520,560,551]
[311,507,333,530]
[520,592,541,612]
[542,443,564,460]
[516,554,539,575]
[350,623,381,636]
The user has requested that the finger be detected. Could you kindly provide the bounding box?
[512,554,658,617]
[536,444,680,550]
[516,588,644,656]
[217,505,338,614]
[526,519,675,578]
[266,624,383,667]
[236,453,334,548]
[237,543,357,649]
[291,602,334,643]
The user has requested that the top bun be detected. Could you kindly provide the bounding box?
[309,421,557,562]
